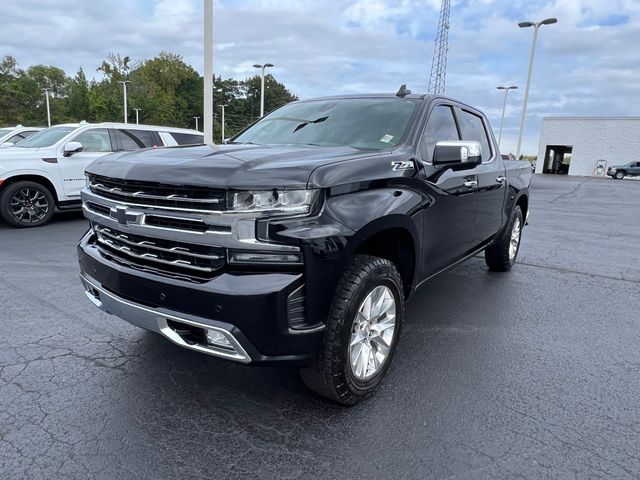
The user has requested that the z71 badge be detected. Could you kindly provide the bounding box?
[391,160,415,171]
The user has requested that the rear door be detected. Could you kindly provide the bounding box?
[455,108,506,244]
[630,162,640,176]
[416,103,480,277]
[58,128,114,198]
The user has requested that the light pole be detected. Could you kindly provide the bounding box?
[193,116,200,131]
[219,105,228,142]
[117,80,131,124]
[203,0,214,144]
[496,86,518,148]
[515,17,557,160]
[42,88,51,127]
[133,108,141,125]
[253,63,274,118]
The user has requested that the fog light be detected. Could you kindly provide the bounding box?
[206,329,232,348]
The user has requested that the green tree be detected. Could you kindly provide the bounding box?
[66,68,90,121]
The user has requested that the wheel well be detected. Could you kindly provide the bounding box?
[354,228,415,299]
[0,175,59,203]
[516,195,528,219]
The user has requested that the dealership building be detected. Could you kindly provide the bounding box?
[535,117,640,176]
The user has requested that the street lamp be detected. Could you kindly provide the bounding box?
[515,17,557,160]
[42,88,51,127]
[117,80,132,124]
[219,105,228,143]
[496,86,518,148]
[203,0,214,144]
[133,108,141,125]
[253,63,274,118]
[193,116,200,131]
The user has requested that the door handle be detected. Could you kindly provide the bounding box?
[463,180,478,189]
[496,175,506,184]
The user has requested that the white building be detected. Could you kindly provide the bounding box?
[535,117,640,176]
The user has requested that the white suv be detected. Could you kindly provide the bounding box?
[0,122,203,227]
[0,125,43,148]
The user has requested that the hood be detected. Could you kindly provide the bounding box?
[0,147,50,168]
[85,144,382,189]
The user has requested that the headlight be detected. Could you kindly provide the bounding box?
[230,189,318,215]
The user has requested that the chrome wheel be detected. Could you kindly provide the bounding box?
[509,216,522,261]
[349,285,397,381]
[10,188,49,223]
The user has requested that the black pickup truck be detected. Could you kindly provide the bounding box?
[78,91,531,405]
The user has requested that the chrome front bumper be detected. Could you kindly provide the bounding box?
[80,273,251,363]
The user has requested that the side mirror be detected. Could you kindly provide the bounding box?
[433,141,482,168]
[0,142,14,149]
[63,141,83,157]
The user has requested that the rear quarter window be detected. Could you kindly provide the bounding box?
[170,132,204,146]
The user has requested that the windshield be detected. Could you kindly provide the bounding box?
[15,126,76,148]
[232,98,418,150]
[0,128,13,138]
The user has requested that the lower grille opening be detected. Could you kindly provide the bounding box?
[166,320,238,353]
[166,320,207,346]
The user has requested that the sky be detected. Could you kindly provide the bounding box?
[1,0,639,155]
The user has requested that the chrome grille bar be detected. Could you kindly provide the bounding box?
[94,226,223,260]
[96,237,215,273]
[90,183,222,204]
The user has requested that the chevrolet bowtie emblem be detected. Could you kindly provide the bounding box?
[111,206,139,226]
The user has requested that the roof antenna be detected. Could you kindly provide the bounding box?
[396,84,411,98]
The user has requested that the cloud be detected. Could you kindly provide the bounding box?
[0,0,638,154]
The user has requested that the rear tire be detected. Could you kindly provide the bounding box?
[300,254,404,406]
[485,205,523,272]
[0,181,55,228]
[615,171,625,179]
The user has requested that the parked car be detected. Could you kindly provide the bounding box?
[78,91,531,405]
[607,162,640,179]
[0,122,203,227]
[0,125,43,148]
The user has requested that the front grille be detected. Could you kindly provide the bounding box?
[93,224,224,281]
[87,174,226,212]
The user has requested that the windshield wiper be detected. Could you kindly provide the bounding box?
[292,116,329,134]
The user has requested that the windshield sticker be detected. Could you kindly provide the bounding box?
[380,134,394,143]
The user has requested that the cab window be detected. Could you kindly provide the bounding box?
[420,105,460,163]
[72,129,113,152]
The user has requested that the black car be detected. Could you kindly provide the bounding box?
[607,161,640,179]
[78,90,531,405]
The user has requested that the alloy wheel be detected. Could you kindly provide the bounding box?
[348,285,397,380]
[10,188,50,224]
[509,216,522,261]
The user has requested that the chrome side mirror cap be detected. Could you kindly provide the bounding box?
[433,140,482,167]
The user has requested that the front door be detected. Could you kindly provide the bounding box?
[58,128,115,199]
[416,104,480,279]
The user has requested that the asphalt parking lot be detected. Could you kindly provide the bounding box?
[1,175,638,479]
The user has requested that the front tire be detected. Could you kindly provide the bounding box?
[485,205,523,272]
[300,255,404,406]
[0,181,55,228]
[615,171,625,179]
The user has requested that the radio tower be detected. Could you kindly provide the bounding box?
[428,0,451,95]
